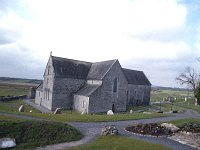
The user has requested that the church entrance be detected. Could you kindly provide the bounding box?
[112,104,115,112]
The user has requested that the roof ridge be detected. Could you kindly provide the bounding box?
[122,68,143,72]
[52,55,92,64]
[99,59,118,79]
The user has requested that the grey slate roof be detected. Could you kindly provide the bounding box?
[52,56,92,79]
[122,68,151,86]
[74,84,101,96]
[87,59,117,80]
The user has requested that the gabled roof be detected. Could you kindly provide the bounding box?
[122,68,151,86]
[52,56,92,79]
[74,84,101,96]
[87,59,117,80]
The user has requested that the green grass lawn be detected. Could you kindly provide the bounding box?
[0,99,40,113]
[169,118,200,127]
[151,89,194,102]
[0,100,169,122]
[69,135,171,150]
[152,103,187,112]
[0,115,25,121]
[0,84,30,97]
[0,120,83,150]
[173,102,200,113]
[16,112,168,122]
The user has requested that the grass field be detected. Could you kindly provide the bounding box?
[18,112,168,122]
[151,89,194,102]
[151,89,200,112]
[0,120,83,150]
[0,115,25,121]
[169,118,200,127]
[0,99,40,113]
[0,100,169,123]
[69,135,171,150]
[0,83,30,97]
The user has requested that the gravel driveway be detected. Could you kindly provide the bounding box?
[0,111,200,150]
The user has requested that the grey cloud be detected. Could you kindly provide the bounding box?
[0,45,45,79]
[0,29,21,45]
[121,54,197,87]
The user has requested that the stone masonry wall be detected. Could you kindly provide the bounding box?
[127,84,151,106]
[52,78,85,110]
[89,61,128,113]
[35,90,42,105]
[73,95,89,113]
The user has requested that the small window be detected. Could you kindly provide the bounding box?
[47,78,49,85]
[113,78,117,92]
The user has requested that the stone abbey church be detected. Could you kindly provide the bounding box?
[35,54,151,114]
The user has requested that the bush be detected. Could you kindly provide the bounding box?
[0,121,83,149]
[179,122,200,133]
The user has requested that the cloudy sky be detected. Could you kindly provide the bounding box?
[0,0,200,87]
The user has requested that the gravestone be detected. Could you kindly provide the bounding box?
[107,110,114,115]
[18,105,24,112]
[54,108,61,114]
[0,138,16,149]
[81,109,87,115]
[130,109,133,114]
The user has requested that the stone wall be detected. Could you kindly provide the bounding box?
[52,78,85,110]
[89,61,128,113]
[35,90,43,105]
[37,56,55,110]
[73,95,89,113]
[0,95,27,102]
[127,84,151,106]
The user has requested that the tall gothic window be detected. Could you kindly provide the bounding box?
[113,78,117,92]
[48,66,50,75]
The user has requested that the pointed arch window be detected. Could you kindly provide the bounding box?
[48,66,50,75]
[113,78,118,92]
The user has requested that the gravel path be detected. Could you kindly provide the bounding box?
[0,111,200,150]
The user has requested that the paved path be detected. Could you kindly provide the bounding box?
[0,111,200,150]
[23,99,52,113]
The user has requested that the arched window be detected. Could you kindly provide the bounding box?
[113,78,117,92]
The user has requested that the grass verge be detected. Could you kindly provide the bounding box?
[0,99,40,113]
[69,135,171,150]
[0,115,25,122]
[0,83,29,97]
[0,120,83,150]
[169,118,200,127]
[11,112,169,122]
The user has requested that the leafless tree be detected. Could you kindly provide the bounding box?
[176,66,199,91]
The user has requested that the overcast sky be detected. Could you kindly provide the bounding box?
[0,0,200,87]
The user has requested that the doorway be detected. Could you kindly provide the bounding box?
[112,104,115,112]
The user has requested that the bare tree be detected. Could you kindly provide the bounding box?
[175,66,199,91]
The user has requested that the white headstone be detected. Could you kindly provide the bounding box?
[18,105,24,112]
[130,109,133,114]
[185,97,187,102]
[195,99,198,106]
[81,109,87,115]
[54,108,61,114]
[107,110,114,115]
[0,138,16,149]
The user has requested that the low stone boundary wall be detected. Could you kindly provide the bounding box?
[0,95,27,102]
